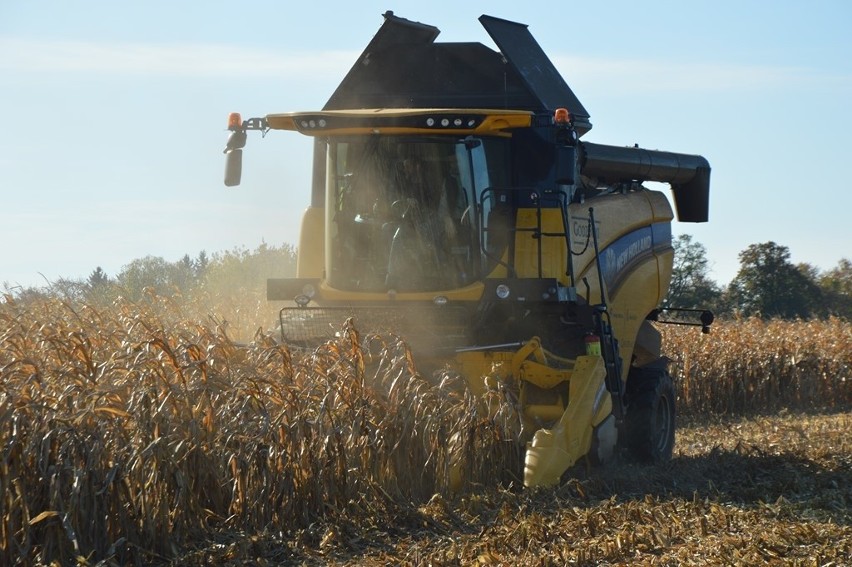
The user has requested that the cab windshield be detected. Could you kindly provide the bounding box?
[326,136,507,292]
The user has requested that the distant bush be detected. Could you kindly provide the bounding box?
[5,243,298,342]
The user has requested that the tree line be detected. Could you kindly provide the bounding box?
[4,238,849,321]
[666,235,851,319]
[6,242,298,307]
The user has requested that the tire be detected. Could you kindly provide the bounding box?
[623,365,676,463]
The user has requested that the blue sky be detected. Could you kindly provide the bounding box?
[2,1,850,290]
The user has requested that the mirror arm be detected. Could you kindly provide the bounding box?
[238,117,269,132]
[223,117,269,153]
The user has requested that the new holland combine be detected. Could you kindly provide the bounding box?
[223,12,712,487]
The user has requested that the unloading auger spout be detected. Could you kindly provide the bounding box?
[581,142,711,223]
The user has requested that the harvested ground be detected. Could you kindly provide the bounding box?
[184,410,850,566]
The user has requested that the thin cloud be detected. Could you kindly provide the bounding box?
[3,37,847,95]
[0,37,356,77]
[552,54,851,94]
[3,199,260,227]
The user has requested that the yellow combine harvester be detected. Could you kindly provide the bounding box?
[223,12,713,487]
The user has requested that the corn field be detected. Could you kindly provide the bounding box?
[661,317,851,417]
[0,293,849,565]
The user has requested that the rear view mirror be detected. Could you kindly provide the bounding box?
[224,149,242,187]
[223,129,247,187]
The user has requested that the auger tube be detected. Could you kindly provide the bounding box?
[580,142,711,222]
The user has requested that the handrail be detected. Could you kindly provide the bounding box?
[478,186,575,285]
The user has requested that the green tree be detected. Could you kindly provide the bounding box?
[115,255,175,300]
[55,278,89,301]
[664,234,721,309]
[726,242,822,319]
[172,254,196,293]
[202,242,297,295]
[84,266,115,303]
[818,258,852,318]
[87,266,111,289]
[194,250,209,280]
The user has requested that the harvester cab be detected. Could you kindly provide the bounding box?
[223,12,712,488]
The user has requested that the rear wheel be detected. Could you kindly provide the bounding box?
[623,365,676,463]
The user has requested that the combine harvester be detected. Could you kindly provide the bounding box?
[223,12,713,487]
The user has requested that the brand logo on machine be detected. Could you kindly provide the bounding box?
[616,234,652,272]
[603,248,617,284]
[571,218,600,239]
[602,226,655,288]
